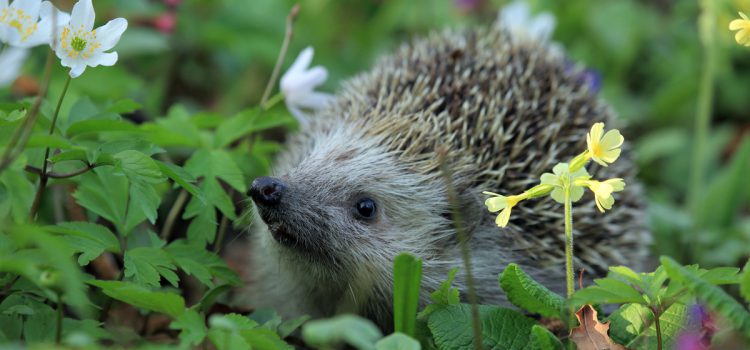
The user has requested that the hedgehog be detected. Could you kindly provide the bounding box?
[240,23,650,330]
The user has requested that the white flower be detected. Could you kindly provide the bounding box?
[0,46,28,86]
[497,0,555,42]
[53,0,127,78]
[280,47,334,126]
[0,0,69,48]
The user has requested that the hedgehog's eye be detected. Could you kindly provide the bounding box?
[353,198,377,220]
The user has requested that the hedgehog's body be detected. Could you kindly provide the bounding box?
[243,25,649,329]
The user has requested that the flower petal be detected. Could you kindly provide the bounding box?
[0,47,29,86]
[528,13,555,41]
[70,0,95,31]
[10,0,42,17]
[289,91,334,110]
[96,18,127,51]
[741,12,749,21]
[485,196,508,212]
[495,208,512,227]
[284,102,309,128]
[540,173,558,185]
[281,47,314,84]
[589,122,604,143]
[570,186,584,202]
[729,19,747,30]
[89,52,118,67]
[599,129,624,150]
[282,66,328,94]
[68,63,87,78]
[550,187,565,204]
[599,148,621,164]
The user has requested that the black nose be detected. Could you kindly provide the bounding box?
[248,176,286,206]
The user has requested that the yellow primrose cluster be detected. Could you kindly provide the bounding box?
[483,122,626,227]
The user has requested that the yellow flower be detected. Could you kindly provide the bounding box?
[483,191,526,227]
[586,122,624,167]
[730,12,750,47]
[574,178,625,212]
[540,162,589,204]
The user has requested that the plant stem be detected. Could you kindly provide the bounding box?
[160,189,189,240]
[564,184,574,298]
[260,3,300,109]
[652,307,663,350]
[0,48,55,175]
[30,75,72,220]
[24,163,98,179]
[438,150,482,350]
[688,0,716,217]
[55,292,63,344]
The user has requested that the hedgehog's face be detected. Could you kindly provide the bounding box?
[248,124,452,279]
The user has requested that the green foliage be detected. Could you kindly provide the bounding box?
[417,267,460,319]
[393,253,423,338]
[530,325,564,350]
[500,263,566,319]
[427,304,537,350]
[302,314,383,350]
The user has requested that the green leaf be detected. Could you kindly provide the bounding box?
[186,206,218,246]
[302,314,383,350]
[156,160,202,198]
[393,253,422,337]
[376,333,421,350]
[530,325,564,350]
[66,119,138,136]
[741,259,750,304]
[499,263,566,319]
[73,168,129,233]
[278,315,311,338]
[124,247,179,288]
[695,137,750,228]
[165,241,242,287]
[171,309,207,346]
[427,304,536,350]
[214,108,293,148]
[49,149,88,163]
[46,222,121,266]
[608,302,687,349]
[106,99,142,114]
[570,277,647,306]
[660,256,750,337]
[699,266,741,285]
[114,150,164,184]
[88,280,185,318]
[185,148,246,193]
[418,268,460,319]
[241,328,294,350]
[128,181,161,225]
[26,134,73,149]
[0,169,35,224]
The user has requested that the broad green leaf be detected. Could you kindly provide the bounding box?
[88,280,185,318]
[302,314,383,350]
[156,160,202,198]
[214,108,293,148]
[165,240,242,287]
[106,99,142,114]
[185,148,246,193]
[393,253,422,337]
[171,309,207,346]
[608,266,644,288]
[570,277,647,306]
[375,332,421,350]
[427,304,536,350]
[73,168,128,233]
[186,206,217,246]
[608,302,687,349]
[241,328,294,350]
[26,134,73,149]
[741,259,750,304]
[499,263,566,319]
[124,247,179,288]
[114,150,164,184]
[530,325,564,350]
[0,169,35,224]
[198,284,233,314]
[128,181,161,225]
[62,318,111,343]
[661,256,750,337]
[66,119,138,136]
[0,294,56,343]
[49,149,88,163]
[46,222,121,266]
[209,313,259,331]
[695,137,750,228]
[699,266,741,285]
[204,177,236,220]
[278,315,311,338]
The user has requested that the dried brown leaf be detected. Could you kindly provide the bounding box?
[570,305,628,350]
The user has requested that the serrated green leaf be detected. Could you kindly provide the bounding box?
[88,280,185,318]
[608,302,687,349]
[124,247,179,288]
[156,160,202,198]
[214,108,293,148]
[46,222,121,266]
[570,277,647,306]
[241,328,294,350]
[530,325,564,350]
[171,309,207,346]
[394,253,422,338]
[114,150,164,184]
[741,259,750,304]
[376,332,421,350]
[500,263,566,319]
[204,177,236,220]
[185,149,246,193]
[427,304,536,350]
[302,314,383,350]
[661,256,750,337]
[165,241,242,287]
[73,168,131,234]
[278,314,311,338]
[699,266,741,285]
[186,206,217,246]
[418,268,460,319]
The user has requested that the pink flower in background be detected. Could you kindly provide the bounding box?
[154,12,176,34]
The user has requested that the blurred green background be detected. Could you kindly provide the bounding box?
[6,0,750,269]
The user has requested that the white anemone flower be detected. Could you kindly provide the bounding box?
[497,0,556,42]
[0,0,69,48]
[280,47,334,127]
[0,46,28,86]
[53,0,127,78]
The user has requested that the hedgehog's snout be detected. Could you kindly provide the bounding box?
[248,176,286,206]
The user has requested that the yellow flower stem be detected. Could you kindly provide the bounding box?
[568,150,590,172]
[564,182,574,299]
[689,0,716,218]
